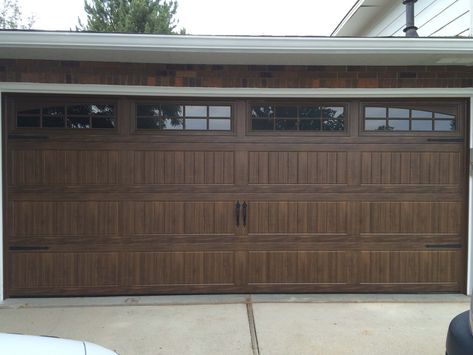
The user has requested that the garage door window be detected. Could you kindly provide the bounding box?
[136,104,232,131]
[250,105,345,131]
[364,106,456,132]
[17,104,116,129]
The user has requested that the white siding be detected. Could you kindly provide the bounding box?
[364,0,471,37]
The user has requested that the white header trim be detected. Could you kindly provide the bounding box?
[1,82,473,98]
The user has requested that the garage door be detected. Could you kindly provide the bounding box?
[4,95,468,296]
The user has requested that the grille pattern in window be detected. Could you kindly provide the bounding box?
[251,105,345,131]
[364,106,456,132]
[136,104,231,131]
[17,104,116,129]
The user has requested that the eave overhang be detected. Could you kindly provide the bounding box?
[1,30,473,66]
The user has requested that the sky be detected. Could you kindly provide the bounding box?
[15,0,356,36]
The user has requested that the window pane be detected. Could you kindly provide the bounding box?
[186,106,207,117]
[209,106,231,117]
[299,119,321,131]
[299,106,321,118]
[412,110,432,118]
[92,117,116,128]
[163,118,184,130]
[275,106,297,118]
[387,119,409,131]
[162,104,183,117]
[323,119,344,131]
[67,117,90,128]
[275,119,297,130]
[434,120,456,131]
[365,120,388,131]
[137,105,160,117]
[137,117,183,129]
[209,119,231,130]
[185,118,207,130]
[322,107,344,119]
[435,112,455,119]
[91,105,114,116]
[412,120,433,131]
[18,108,40,115]
[68,104,92,116]
[43,116,65,128]
[17,116,40,127]
[251,106,274,118]
[365,107,386,118]
[252,119,274,130]
[67,104,114,116]
[388,108,409,118]
[43,106,65,116]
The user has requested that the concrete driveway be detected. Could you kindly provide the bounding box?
[0,294,469,355]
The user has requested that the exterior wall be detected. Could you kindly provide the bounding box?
[359,0,471,37]
[2,60,473,88]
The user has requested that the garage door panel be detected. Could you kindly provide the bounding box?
[360,201,462,234]
[361,151,461,185]
[124,251,235,286]
[248,151,347,185]
[125,201,235,235]
[4,96,467,296]
[9,252,119,291]
[248,201,348,234]
[10,150,120,186]
[132,150,235,185]
[248,251,348,285]
[10,201,120,237]
[359,250,460,285]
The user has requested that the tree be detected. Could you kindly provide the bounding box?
[77,0,184,34]
[0,0,35,29]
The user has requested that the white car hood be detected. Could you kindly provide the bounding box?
[0,333,85,355]
[0,333,117,355]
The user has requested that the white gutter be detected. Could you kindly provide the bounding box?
[0,31,472,53]
[1,31,473,65]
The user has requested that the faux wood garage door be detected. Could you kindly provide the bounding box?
[4,95,468,297]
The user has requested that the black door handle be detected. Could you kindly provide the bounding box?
[242,202,247,227]
[235,201,241,227]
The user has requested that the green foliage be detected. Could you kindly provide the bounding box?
[0,0,35,29]
[77,0,184,34]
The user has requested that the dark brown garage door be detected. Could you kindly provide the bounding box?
[4,95,468,297]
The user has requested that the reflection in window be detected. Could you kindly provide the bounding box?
[17,104,116,129]
[364,105,456,132]
[251,104,345,131]
[136,104,232,131]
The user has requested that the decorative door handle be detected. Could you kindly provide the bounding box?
[242,202,247,227]
[235,201,241,227]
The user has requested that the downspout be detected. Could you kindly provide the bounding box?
[403,0,419,37]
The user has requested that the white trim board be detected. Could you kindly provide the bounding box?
[2,82,473,98]
[0,83,472,300]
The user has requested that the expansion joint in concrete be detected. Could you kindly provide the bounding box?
[246,297,260,355]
